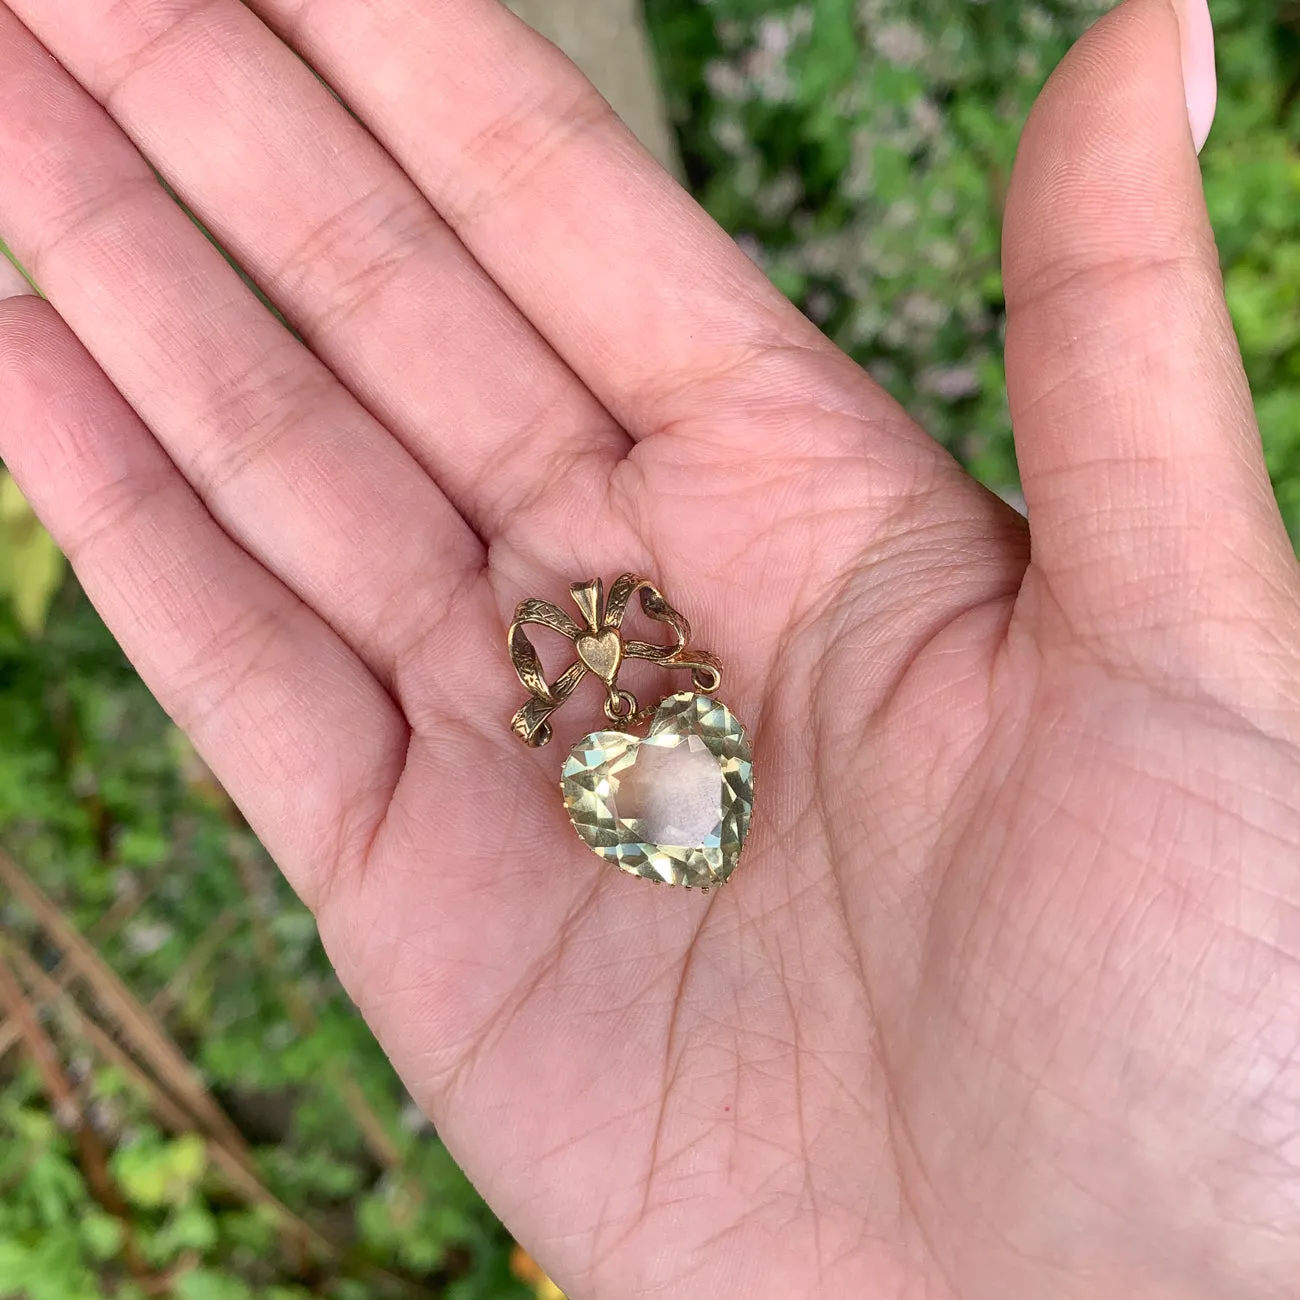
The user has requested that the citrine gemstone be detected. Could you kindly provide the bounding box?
[560,693,754,888]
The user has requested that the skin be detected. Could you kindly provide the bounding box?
[1,0,1298,1294]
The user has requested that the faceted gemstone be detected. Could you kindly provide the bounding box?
[560,693,754,888]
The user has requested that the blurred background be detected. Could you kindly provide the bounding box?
[2,1,1298,1296]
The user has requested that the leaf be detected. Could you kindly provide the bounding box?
[0,469,31,524]
[511,1246,567,1299]
[175,1268,255,1300]
[0,471,65,634]
[154,1203,219,1259]
[0,1240,33,1290]
[112,1134,209,1209]
[28,1152,84,1224]
[80,1211,126,1261]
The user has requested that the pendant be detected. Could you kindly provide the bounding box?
[507,575,754,890]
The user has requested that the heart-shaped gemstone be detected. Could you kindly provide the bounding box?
[561,693,754,888]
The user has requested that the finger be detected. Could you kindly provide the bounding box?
[0,8,489,725]
[0,251,33,298]
[6,0,626,545]
[246,0,920,460]
[1002,0,1300,655]
[0,291,405,909]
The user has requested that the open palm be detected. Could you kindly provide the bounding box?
[3,0,1300,1295]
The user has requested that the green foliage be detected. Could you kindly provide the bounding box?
[647,0,1300,534]
[0,581,530,1295]
[0,1089,111,1300]
[111,1134,209,1211]
[1203,2,1300,541]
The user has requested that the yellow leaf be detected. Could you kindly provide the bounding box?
[510,1245,567,1299]
[0,469,65,634]
[0,468,30,523]
[10,525,64,634]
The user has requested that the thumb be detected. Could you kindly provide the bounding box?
[1002,0,1300,681]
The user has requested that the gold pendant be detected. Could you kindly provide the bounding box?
[508,575,754,891]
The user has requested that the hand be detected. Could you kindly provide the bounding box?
[2,0,1298,1295]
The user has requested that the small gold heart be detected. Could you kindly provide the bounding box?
[575,630,623,684]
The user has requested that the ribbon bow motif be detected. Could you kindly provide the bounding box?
[508,574,723,747]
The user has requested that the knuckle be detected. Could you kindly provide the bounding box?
[1010,241,1219,322]
[174,600,291,733]
[63,465,175,565]
[28,171,158,288]
[181,342,334,498]
[450,76,613,227]
[95,0,227,107]
[267,178,433,336]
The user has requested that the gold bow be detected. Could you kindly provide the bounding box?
[508,574,722,747]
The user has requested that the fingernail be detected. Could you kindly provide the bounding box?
[1172,0,1218,153]
[0,255,34,300]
